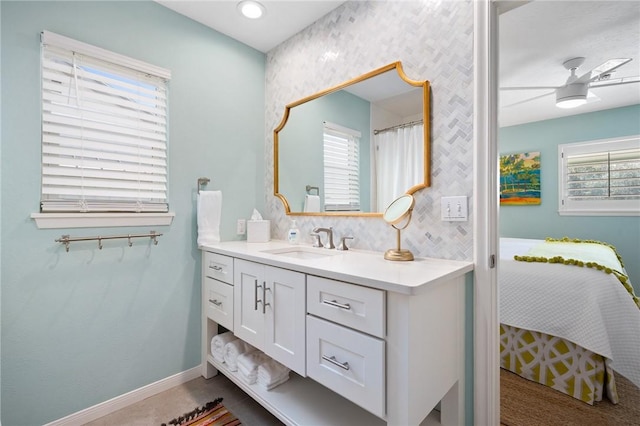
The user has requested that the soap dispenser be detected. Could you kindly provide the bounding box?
[287,220,300,245]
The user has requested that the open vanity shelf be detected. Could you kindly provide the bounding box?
[207,354,387,425]
[200,240,472,426]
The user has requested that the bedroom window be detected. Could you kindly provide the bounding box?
[558,135,640,216]
[33,31,173,229]
[323,122,361,212]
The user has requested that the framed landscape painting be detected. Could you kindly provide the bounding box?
[500,151,541,205]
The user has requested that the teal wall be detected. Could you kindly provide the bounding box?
[278,89,371,212]
[499,104,640,290]
[0,2,265,424]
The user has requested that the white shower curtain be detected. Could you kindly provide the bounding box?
[373,122,424,212]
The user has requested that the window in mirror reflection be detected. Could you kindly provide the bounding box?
[323,122,361,212]
[275,61,429,216]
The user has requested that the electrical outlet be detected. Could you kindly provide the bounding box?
[236,219,246,235]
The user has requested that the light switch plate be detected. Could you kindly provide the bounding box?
[441,196,468,221]
[236,219,246,235]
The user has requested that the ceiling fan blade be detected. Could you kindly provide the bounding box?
[501,90,555,109]
[576,58,633,83]
[500,86,558,91]
[589,75,640,89]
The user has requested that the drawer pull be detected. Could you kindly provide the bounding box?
[322,299,351,310]
[208,299,222,307]
[209,264,223,271]
[322,355,350,371]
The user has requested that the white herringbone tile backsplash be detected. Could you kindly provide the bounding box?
[264,0,474,261]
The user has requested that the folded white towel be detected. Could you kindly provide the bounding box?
[197,191,222,246]
[303,194,320,213]
[210,332,235,363]
[237,351,269,375]
[257,374,290,391]
[257,358,290,384]
[223,340,253,372]
[238,363,257,381]
[238,368,258,386]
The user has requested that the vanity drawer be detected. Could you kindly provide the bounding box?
[307,275,385,338]
[306,315,385,418]
[204,277,233,330]
[203,251,233,284]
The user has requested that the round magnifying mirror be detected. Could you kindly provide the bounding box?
[383,194,415,226]
[383,194,415,261]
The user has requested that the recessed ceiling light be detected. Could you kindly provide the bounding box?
[237,0,266,19]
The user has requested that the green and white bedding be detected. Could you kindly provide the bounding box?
[499,238,640,404]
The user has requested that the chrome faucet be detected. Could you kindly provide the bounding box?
[337,236,354,251]
[312,227,335,249]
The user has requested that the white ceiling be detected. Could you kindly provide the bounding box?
[155,0,345,53]
[154,1,640,127]
[499,1,640,127]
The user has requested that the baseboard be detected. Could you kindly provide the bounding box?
[45,366,202,426]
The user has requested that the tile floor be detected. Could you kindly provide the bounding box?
[84,374,283,426]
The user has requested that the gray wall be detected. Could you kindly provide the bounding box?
[499,104,640,290]
[0,2,265,424]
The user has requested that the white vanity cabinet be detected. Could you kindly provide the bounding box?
[306,275,386,417]
[201,251,234,378]
[200,241,473,426]
[233,258,306,375]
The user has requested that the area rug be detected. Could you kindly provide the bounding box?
[161,398,241,426]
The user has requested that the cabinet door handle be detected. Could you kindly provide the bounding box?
[254,279,263,311]
[262,282,271,314]
[208,299,222,307]
[322,355,350,371]
[322,299,351,310]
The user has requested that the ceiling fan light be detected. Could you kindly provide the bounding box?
[556,83,588,109]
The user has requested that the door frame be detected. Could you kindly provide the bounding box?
[473,1,500,424]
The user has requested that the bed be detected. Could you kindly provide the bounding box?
[499,237,640,405]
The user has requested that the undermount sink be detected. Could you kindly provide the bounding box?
[261,246,340,260]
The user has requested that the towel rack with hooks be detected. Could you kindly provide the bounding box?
[197,177,211,194]
[55,231,162,252]
[306,185,319,195]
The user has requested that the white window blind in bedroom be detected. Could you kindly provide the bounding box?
[40,31,171,213]
[559,135,640,216]
[323,122,361,212]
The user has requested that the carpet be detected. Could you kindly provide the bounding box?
[500,368,640,426]
[161,398,241,426]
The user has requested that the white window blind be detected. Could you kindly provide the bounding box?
[40,31,171,213]
[559,136,640,216]
[323,122,361,212]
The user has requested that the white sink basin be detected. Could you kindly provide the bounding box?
[261,246,340,260]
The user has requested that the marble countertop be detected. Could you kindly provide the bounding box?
[199,240,473,295]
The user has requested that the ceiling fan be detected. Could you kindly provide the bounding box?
[501,57,639,109]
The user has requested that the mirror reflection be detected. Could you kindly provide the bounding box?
[274,62,430,216]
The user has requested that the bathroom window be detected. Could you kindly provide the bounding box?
[558,135,640,216]
[34,31,173,228]
[323,122,361,211]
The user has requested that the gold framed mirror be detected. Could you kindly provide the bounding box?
[274,61,430,216]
